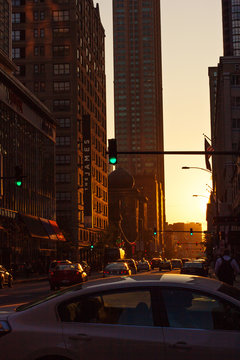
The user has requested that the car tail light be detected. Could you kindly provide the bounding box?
[75,271,79,275]
[120,270,127,275]
[49,271,54,276]
[0,321,11,337]
[104,271,109,274]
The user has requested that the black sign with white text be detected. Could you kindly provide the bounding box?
[83,114,92,228]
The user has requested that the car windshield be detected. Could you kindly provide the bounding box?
[15,284,83,312]
[183,262,202,268]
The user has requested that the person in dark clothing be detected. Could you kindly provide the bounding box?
[215,249,240,285]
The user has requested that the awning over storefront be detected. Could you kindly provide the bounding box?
[49,220,66,241]
[40,218,58,241]
[20,214,49,239]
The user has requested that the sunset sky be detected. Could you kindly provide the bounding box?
[94,0,223,230]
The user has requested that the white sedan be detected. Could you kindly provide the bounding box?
[1,274,240,360]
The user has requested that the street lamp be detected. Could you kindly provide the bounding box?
[193,195,209,199]
[182,166,212,173]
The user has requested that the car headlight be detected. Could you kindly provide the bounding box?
[0,321,11,336]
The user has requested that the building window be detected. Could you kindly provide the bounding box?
[53,99,71,111]
[12,12,25,23]
[58,118,71,128]
[12,47,25,59]
[56,192,71,201]
[56,136,71,146]
[53,27,70,37]
[15,65,25,76]
[40,29,45,38]
[40,11,45,20]
[53,63,70,75]
[52,10,69,21]
[56,173,71,183]
[53,81,70,92]
[34,46,45,56]
[53,45,70,56]
[33,11,38,20]
[56,154,71,165]
[12,30,25,41]
[232,118,240,129]
[12,0,26,5]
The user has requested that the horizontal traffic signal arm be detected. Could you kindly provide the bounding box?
[106,150,240,155]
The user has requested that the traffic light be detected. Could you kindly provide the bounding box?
[190,228,193,236]
[90,244,94,250]
[153,227,157,235]
[108,139,117,165]
[196,242,198,246]
[14,166,23,187]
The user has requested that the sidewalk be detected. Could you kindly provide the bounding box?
[208,267,240,288]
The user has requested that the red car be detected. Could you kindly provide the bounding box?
[48,262,87,290]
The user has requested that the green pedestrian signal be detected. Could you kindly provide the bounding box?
[108,139,117,165]
[14,166,23,187]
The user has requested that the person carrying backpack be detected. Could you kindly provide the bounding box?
[215,249,240,285]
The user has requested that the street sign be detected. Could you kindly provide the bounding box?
[213,216,240,225]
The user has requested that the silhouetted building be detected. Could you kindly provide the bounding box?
[108,167,148,257]
[222,0,240,56]
[0,0,59,267]
[112,0,165,252]
[12,0,108,258]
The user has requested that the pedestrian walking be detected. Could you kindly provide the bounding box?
[215,249,240,285]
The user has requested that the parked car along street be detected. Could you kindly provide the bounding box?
[0,265,13,288]
[48,262,87,290]
[1,274,240,360]
[103,262,131,277]
[150,257,162,269]
[137,259,151,272]
[171,258,183,269]
[116,258,138,274]
[181,261,208,277]
[159,259,172,271]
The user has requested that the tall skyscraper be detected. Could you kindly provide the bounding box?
[113,0,165,251]
[222,0,240,56]
[12,0,108,257]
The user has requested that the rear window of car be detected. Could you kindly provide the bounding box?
[105,263,127,270]
[56,264,75,271]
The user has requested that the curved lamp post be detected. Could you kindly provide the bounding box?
[182,166,212,173]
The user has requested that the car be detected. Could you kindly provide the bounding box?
[137,259,151,271]
[150,257,162,269]
[171,258,183,269]
[80,260,91,276]
[0,265,13,288]
[159,259,172,271]
[49,259,72,273]
[182,257,191,264]
[181,261,208,277]
[48,262,87,290]
[103,262,131,277]
[1,274,240,360]
[116,258,138,274]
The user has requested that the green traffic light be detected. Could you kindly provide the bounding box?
[109,157,117,165]
[15,180,22,187]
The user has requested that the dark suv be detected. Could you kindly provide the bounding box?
[150,258,162,269]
